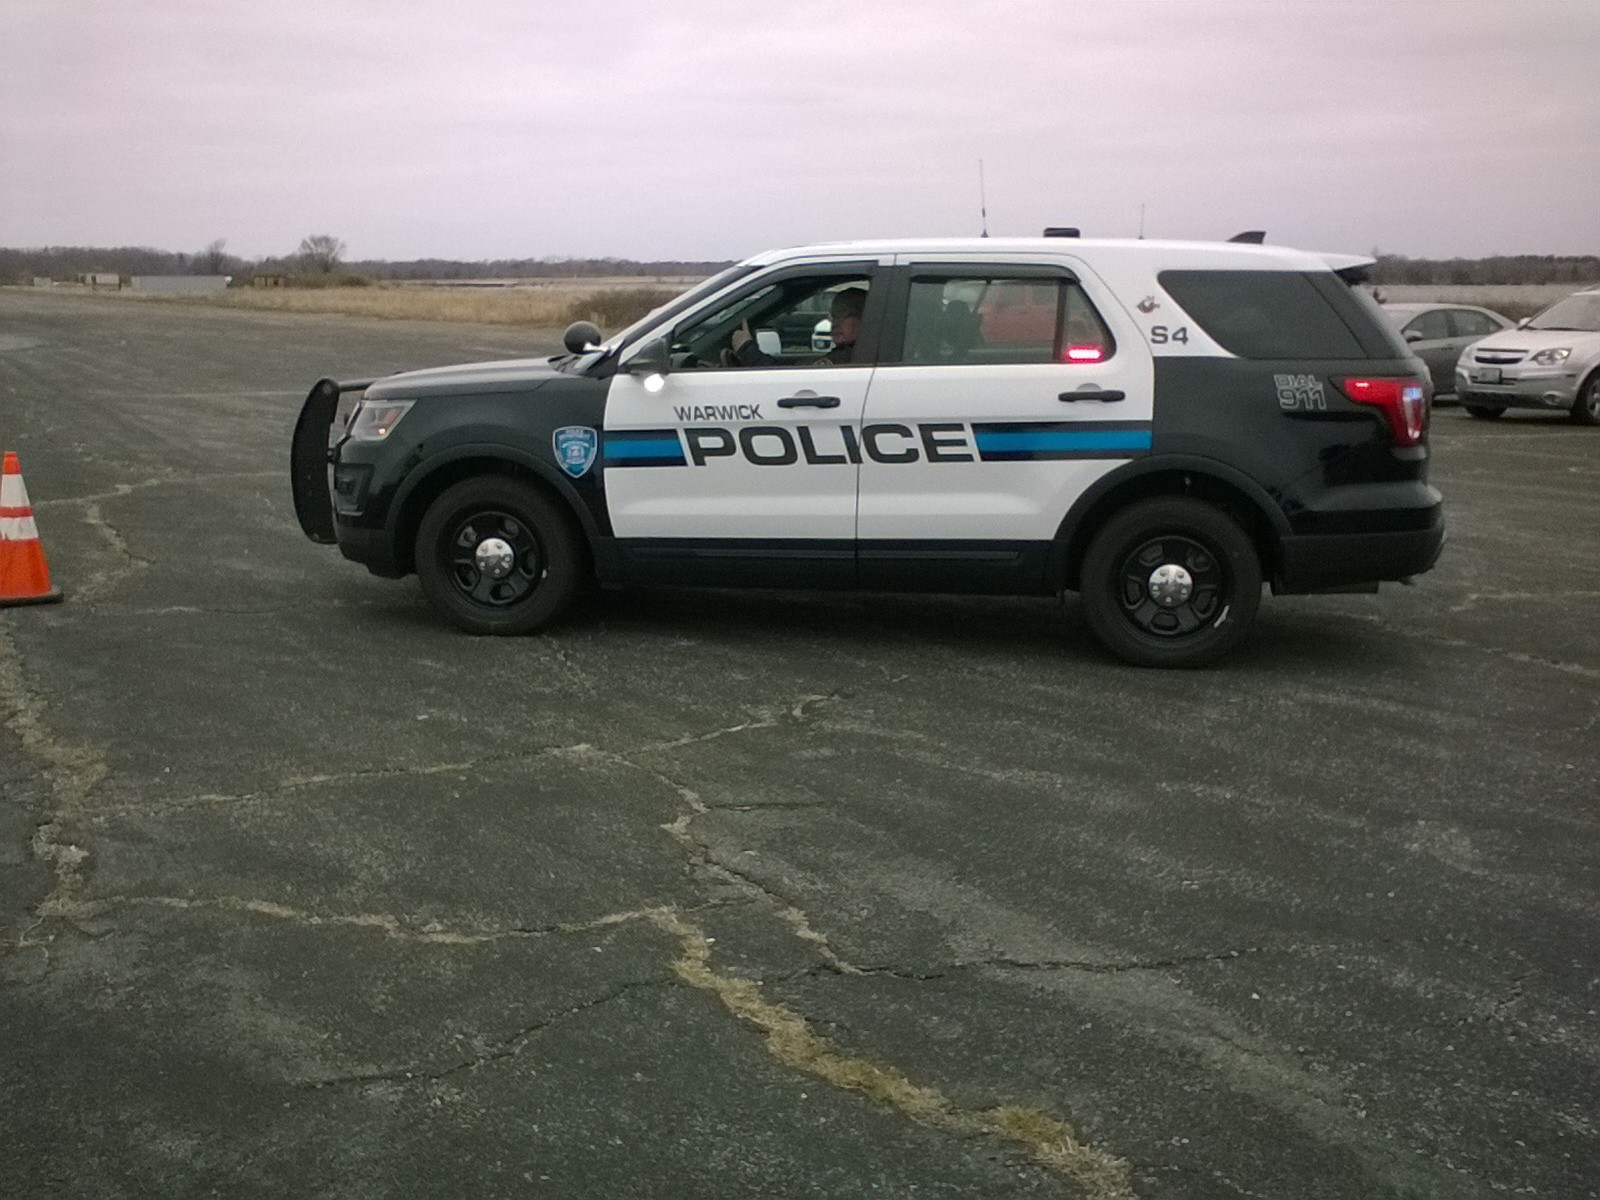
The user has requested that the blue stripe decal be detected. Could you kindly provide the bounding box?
[975,429,1151,453]
[971,421,1151,461]
[603,430,686,466]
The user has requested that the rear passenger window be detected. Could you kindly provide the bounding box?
[1158,270,1365,359]
[899,276,1114,366]
[1450,310,1500,338]
[1404,310,1452,341]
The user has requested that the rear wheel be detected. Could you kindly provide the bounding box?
[1570,374,1600,426]
[1464,404,1505,420]
[414,477,585,635]
[1080,497,1262,668]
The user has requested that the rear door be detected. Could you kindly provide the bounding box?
[1399,307,1457,392]
[855,257,1153,591]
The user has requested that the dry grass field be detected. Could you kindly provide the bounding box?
[1374,282,1594,319]
[30,278,692,331]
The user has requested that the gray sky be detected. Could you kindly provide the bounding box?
[4,0,1597,263]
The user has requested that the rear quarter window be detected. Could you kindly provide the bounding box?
[1158,270,1367,359]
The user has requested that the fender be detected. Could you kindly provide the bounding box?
[1048,453,1292,583]
[386,440,606,548]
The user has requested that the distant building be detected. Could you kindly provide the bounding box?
[33,277,52,288]
[251,273,289,289]
[83,273,121,288]
[129,275,230,293]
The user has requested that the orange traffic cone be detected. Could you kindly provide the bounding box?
[1,451,63,606]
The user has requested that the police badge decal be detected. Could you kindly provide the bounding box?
[553,426,598,478]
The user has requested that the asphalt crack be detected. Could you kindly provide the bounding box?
[0,622,109,949]
[300,974,677,1091]
[653,907,1133,1199]
[74,499,152,603]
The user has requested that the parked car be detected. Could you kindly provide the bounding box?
[1381,302,1512,397]
[1455,287,1600,424]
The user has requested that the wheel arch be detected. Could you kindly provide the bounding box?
[1051,457,1288,590]
[1573,364,1600,424]
[386,446,598,576]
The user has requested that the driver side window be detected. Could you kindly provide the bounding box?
[671,273,872,371]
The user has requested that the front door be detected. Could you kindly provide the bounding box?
[602,264,882,587]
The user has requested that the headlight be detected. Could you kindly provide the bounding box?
[347,399,414,441]
[1530,348,1571,366]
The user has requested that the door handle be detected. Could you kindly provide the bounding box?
[1058,389,1125,403]
[778,391,842,409]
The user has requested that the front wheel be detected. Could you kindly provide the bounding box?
[414,477,585,635]
[1570,374,1600,426]
[1079,498,1262,668]
[1464,404,1505,420]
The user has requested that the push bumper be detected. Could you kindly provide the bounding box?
[290,377,372,543]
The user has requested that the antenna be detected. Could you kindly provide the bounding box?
[1139,203,1146,239]
[978,159,989,238]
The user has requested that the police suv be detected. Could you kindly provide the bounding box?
[291,235,1444,667]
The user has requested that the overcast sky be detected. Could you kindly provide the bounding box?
[3,0,1597,263]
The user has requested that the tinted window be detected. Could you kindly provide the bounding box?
[1159,270,1366,359]
[899,276,1114,366]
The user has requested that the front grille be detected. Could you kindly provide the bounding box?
[1473,348,1526,365]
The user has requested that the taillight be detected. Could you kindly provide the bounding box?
[1337,376,1428,446]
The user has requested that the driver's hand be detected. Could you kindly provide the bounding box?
[730,320,752,353]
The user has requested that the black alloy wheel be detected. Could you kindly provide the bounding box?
[415,477,584,635]
[1080,497,1262,668]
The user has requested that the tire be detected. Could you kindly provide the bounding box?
[1570,373,1600,426]
[1080,497,1262,668]
[1464,404,1505,420]
[414,476,585,635]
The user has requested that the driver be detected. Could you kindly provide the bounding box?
[731,286,867,367]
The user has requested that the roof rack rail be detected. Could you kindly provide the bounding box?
[1043,227,1080,238]
[1227,230,1266,244]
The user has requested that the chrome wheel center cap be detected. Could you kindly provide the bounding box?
[474,537,516,580]
[1148,563,1194,608]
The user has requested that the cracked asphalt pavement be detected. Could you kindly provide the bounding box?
[2,290,1597,1199]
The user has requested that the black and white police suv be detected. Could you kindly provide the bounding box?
[291,235,1444,667]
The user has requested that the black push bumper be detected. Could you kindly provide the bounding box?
[290,378,371,544]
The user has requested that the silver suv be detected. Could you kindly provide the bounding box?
[1455,287,1600,424]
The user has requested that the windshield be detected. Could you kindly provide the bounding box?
[553,264,753,374]
[1527,293,1600,332]
[606,265,752,347]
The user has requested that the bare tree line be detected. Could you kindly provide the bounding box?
[0,239,733,285]
[1370,254,1600,286]
[5,241,1594,288]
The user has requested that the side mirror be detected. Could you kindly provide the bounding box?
[624,335,671,377]
[1403,328,1424,343]
[562,320,603,354]
[754,329,782,357]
